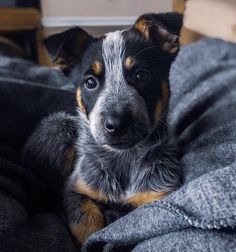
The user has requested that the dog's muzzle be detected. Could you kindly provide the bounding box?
[89,87,150,149]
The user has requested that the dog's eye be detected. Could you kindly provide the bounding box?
[85,76,98,89]
[135,69,151,83]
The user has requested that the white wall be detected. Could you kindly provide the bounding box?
[41,0,172,26]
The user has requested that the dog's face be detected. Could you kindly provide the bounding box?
[45,13,182,149]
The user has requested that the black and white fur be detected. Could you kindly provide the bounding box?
[23,12,183,246]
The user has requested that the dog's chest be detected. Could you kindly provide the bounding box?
[75,149,151,203]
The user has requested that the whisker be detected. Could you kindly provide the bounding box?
[132,45,161,60]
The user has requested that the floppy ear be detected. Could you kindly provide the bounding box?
[134,13,183,54]
[44,27,93,74]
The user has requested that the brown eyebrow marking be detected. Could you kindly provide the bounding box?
[125,56,135,70]
[91,60,103,75]
[134,19,151,39]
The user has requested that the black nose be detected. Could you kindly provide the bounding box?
[104,113,132,136]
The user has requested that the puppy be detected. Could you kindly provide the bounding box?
[23,13,183,246]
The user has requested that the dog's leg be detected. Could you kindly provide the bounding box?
[22,112,78,210]
[65,189,104,246]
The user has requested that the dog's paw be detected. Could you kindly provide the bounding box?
[69,199,104,245]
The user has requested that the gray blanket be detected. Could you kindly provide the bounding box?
[0,55,77,252]
[82,38,236,251]
[0,38,235,252]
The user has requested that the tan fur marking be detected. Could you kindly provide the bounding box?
[53,57,68,70]
[135,19,151,39]
[125,56,135,70]
[91,60,103,75]
[154,100,163,121]
[75,180,109,202]
[76,88,86,114]
[154,81,170,119]
[126,191,167,207]
[70,199,104,244]
[169,46,179,54]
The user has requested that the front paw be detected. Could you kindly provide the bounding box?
[70,199,104,246]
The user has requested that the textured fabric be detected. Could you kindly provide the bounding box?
[0,56,77,252]
[0,55,74,90]
[82,38,236,251]
[0,56,76,162]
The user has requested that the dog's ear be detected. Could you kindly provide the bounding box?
[44,27,93,74]
[134,13,183,54]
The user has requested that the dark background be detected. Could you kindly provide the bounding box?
[0,0,40,8]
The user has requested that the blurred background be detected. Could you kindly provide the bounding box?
[0,0,184,65]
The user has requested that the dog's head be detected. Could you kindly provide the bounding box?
[45,13,182,150]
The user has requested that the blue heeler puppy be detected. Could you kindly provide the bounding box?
[23,12,183,247]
